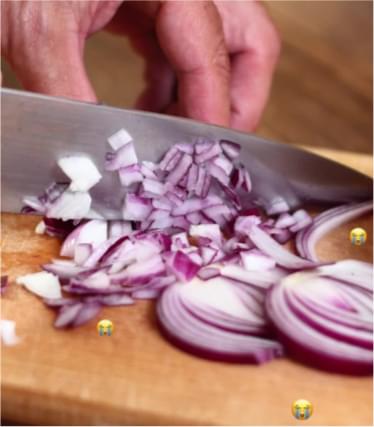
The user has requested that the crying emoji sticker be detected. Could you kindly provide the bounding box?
[97,319,114,336]
[292,399,313,420]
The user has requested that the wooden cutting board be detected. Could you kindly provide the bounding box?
[1,147,372,426]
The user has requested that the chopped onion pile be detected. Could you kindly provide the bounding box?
[18,129,373,374]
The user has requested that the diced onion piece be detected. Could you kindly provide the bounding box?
[58,156,102,192]
[46,191,91,221]
[118,165,143,186]
[122,194,152,221]
[35,220,46,235]
[105,141,138,171]
[190,224,222,245]
[0,320,20,346]
[107,128,133,151]
[16,271,62,299]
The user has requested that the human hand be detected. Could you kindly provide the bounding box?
[1,1,280,131]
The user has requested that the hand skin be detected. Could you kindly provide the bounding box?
[1,0,280,132]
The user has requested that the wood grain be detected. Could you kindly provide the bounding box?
[1,148,373,426]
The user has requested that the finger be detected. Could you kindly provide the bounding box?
[135,58,177,112]
[230,49,276,131]
[107,2,176,112]
[155,1,230,126]
[214,1,281,131]
[8,34,97,102]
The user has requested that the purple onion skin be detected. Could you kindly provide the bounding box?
[157,316,282,364]
[271,326,372,376]
[265,288,373,376]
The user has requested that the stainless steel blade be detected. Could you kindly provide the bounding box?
[1,88,372,219]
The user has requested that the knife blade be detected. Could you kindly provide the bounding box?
[1,88,372,219]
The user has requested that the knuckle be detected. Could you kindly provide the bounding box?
[212,38,230,78]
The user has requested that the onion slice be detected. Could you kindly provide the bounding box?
[266,270,373,375]
[157,277,283,363]
[296,201,372,261]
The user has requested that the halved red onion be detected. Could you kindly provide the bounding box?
[266,270,373,375]
[157,277,283,363]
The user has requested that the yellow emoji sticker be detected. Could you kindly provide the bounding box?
[292,399,313,420]
[350,227,367,246]
[97,319,114,336]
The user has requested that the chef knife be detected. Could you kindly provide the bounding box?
[2,88,372,219]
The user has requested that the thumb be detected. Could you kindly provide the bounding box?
[6,34,96,102]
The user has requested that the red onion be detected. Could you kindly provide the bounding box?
[296,201,372,261]
[157,277,283,363]
[18,130,372,374]
[266,266,373,375]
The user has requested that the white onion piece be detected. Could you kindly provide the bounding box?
[16,271,62,299]
[46,191,91,221]
[106,141,138,171]
[122,194,152,221]
[35,220,46,235]
[107,128,133,151]
[189,224,222,245]
[0,320,20,346]
[58,156,102,192]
